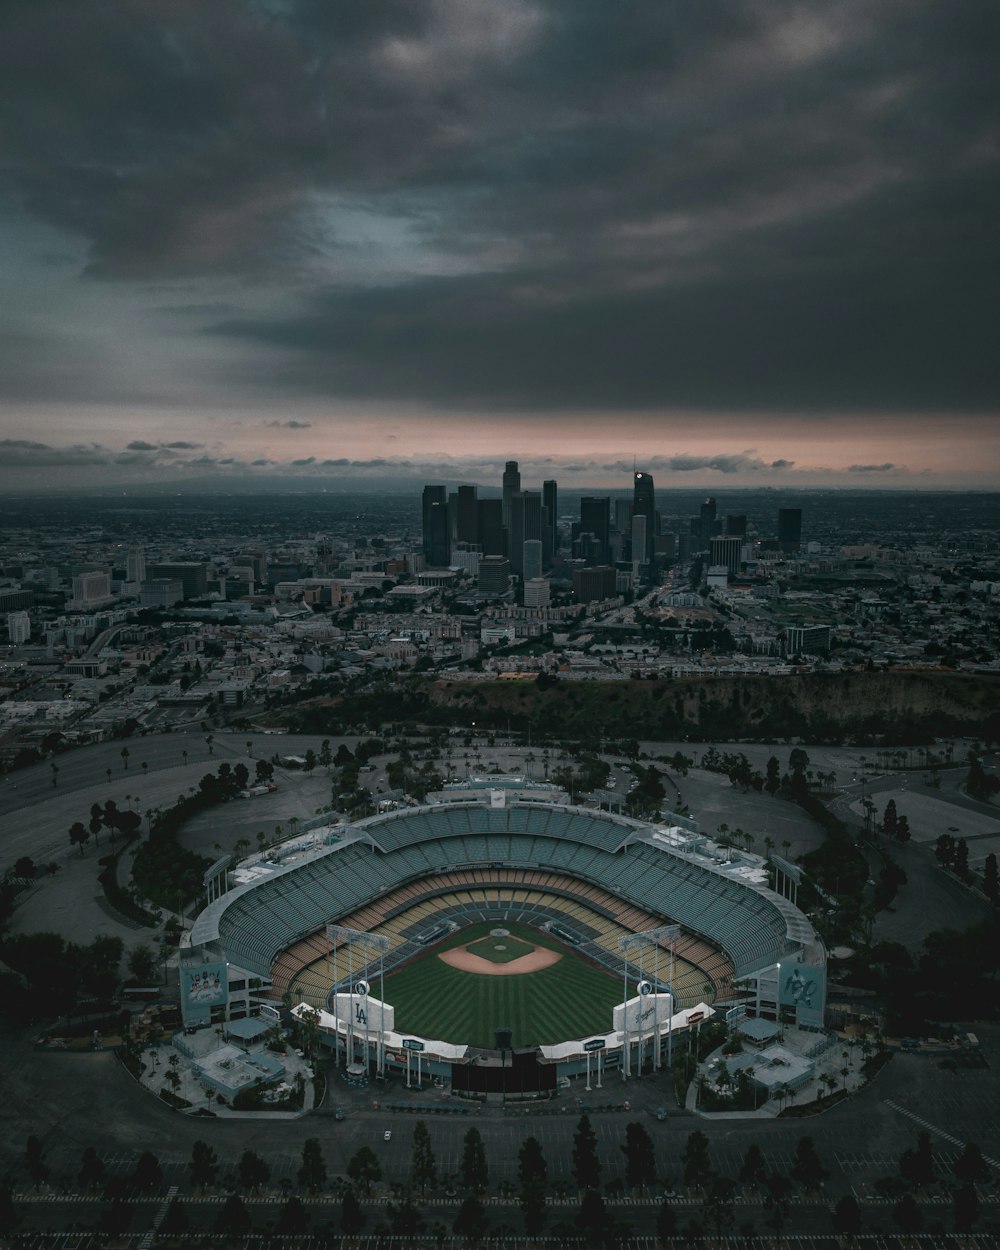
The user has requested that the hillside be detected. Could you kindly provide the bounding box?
[288,670,999,745]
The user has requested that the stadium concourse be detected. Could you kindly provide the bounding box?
[184,779,826,1095]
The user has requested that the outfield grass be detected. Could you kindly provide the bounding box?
[384,921,622,1048]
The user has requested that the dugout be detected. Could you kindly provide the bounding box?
[452,1047,555,1096]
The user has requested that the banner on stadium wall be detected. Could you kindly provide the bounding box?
[779,962,825,1028]
[182,962,228,1011]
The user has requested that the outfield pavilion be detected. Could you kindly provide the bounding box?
[185,781,825,1094]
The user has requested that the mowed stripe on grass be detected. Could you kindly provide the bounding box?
[384,921,622,1048]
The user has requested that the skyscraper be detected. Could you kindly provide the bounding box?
[502,460,521,528]
[778,507,802,552]
[476,498,505,556]
[632,472,655,564]
[509,491,542,576]
[542,479,558,556]
[456,484,479,546]
[422,485,448,564]
[700,497,718,543]
[580,496,611,564]
[725,514,747,537]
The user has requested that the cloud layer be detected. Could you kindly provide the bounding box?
[0,0,997,483]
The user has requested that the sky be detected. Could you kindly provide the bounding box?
[1,0,998,493]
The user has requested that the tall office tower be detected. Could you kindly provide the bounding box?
[542,479,558,554]
[523,577,551,608]
[632,472,655,563]
[710,535,743,576]
[508,491,542,576]
[456,484,479,546]
[7,610,30,644]
[725,514,747,537]
[425,501,450,567]
[421,485,447,562]
[700,497,718,542]
[630,514,647,579]
[476,498,505,556]
[522,539,543,582]
[502,460,521,527]
[126,544,146,584]
[579,496,611,564]
[614,498,633,535]
[572,564,617,603]
[478,555,511,596]
[72,570,111,605]
[778,507,802,552]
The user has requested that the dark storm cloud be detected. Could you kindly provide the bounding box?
[267,419,312,429]
[598,454,795,474]
[126,440,158,452]
[849,462,896,473]
[2,0,998,412]
[0,438,110,466]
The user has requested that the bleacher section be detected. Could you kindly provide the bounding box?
[197,803,812,991]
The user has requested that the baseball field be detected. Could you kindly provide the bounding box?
[383,921,623,1048]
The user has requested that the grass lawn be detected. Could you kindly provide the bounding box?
[384,921,622,1048]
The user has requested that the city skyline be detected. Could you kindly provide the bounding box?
[1,1,997,492]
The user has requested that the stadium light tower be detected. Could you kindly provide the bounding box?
[326,925,391,1079]
[619,926,681,1076]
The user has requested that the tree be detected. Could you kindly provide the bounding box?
[132,1150,162,1192]
[347,1146,381,1196]
[791,1136,828,1191]
[121,747,130,770]
[765,756,781,795]
[238,1149,270,1192]
[882,799,898,840]
[159,1198,189,1236]
[127,944,158,984]
[454,1195,488,1244]
[340,1188,365,1234]
[572,1114,601,1192]
[895,814,911,843]
[984,854,999,905]
[954,838,970,879]
[763,1173,792,1234]
[682,1130,713,1189]
[833,1194,862,1238]
[899,1131,933,1188]
[953,1183,979,1233]
[621,1121,656,1192]
[701,1175,737,1238]
[214,1194,251,1236]
[893,1192,924,1234]
[410,1119,438,1195]
[189,1140,218,1190]
[788,748,809,798]
[78,1146,105,1189]
[276,1195,310,1235]
[738,1143,766,1188]
[298,1137,326,1193]
[13,856,35,881]
[69,821,89,856]
[576,1188,610,1241]
[953,1141,990,1185]
[656,1198,677,1243]
[518,1137,547,1235]
[460,1127,489,1193]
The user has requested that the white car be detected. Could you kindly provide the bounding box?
[383,1130,392,1141]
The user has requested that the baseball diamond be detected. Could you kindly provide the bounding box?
[189,798,824,1078]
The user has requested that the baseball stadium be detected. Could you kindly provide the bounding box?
[185,783,826,1095]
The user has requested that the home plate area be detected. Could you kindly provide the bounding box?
[438,926,562,975]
